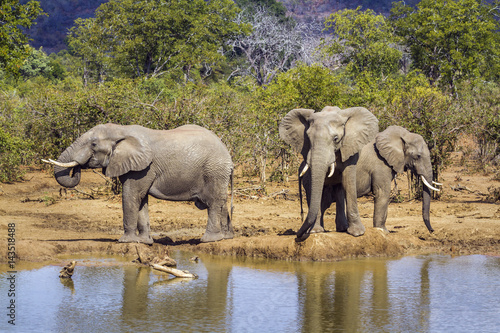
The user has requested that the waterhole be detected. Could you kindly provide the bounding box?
[1,253,499,332]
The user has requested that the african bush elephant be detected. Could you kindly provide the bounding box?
[279,106,379,241]
[355,125,441,232]
[43,123,234,244]
[301,125,441,235]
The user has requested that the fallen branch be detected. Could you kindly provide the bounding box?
[70,188,95,199]
[450,184,476,193]
[150,264,198,279]
[92,170,113,185]
[268,189,289,199]
[234,185,265,197]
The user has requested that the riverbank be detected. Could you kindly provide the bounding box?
[1,164,499,264]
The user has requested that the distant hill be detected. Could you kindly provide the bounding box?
[24,0,108,53]
[280,0,419,23]
[25,0,417,54]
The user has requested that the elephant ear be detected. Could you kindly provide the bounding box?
[338,107,379,162]
[375,125,408,173]
[279,108,315,158]
[105,135,153,178]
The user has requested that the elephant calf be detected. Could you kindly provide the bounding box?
[43,123,234,244]
[355,125,441,232]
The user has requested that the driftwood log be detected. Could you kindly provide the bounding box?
[59,261,76,278]
[135,245,197,279]
[150,264,198,279]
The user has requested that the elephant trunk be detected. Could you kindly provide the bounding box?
[421,171,434,233]
[54,146,82,188]
[296,156,330,240]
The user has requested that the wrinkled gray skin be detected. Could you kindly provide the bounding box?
[279,106,379,241]
[312,126,436,234]
[52,123,233,244]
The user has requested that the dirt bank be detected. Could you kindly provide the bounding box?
[1,161,499,264]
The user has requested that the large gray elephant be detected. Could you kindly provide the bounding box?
[43,123,234,244]
[301,125,441,234]
[279,106,379,241]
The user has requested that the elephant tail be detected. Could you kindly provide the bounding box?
[230,168,234,221]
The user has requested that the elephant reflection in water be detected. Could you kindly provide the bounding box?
[296,258,432,332]
[297,260,389,331]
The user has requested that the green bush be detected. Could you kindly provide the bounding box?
[0,127,24,182]
[371,72,465,180]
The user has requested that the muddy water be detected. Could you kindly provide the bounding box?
[1,253,499,332]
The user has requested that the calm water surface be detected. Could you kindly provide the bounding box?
[1,253,499,332]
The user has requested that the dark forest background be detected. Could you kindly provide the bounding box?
[25,0,420,53]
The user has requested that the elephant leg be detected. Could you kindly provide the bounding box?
[220,202,234,239]
[372,185,390,233]
[201,201,226,243]
[137,196,154,244]
[343,163,365,237]
[118,175,153,244]
[333,185,348,232]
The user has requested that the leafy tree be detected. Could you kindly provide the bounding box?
[67,0,248,81]
[248,64,346,181]
[372,72,465,182]
[67,16,111,85]
[19,47,51,79]
[0,0,45,76]
[322,6,402,77]
[390,0,500,92]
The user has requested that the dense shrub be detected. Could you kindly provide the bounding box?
[370,72,464,181]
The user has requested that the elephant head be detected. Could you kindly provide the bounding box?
[375,125,440,232]
[279,106,379,238]
[44,124,153,188]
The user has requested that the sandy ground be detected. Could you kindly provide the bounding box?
[1,155,499,264]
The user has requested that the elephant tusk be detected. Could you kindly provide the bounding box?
[41,159,79,168]
[421,175,440,191]
[327,162,335,178]
[432,181,443,186]
[299,164,309,177]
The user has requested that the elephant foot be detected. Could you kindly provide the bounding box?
[118,233,154,245]
[335,224,348,233]
[223,231,234,240]
[309,225,325,234]
[200,231,225,243]
[374,226,389,234]
[335,220,348,232]
[295,232,310,242]
[347,223,365,237]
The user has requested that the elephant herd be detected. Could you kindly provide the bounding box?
[43,106,441,244]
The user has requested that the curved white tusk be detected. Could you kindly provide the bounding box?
[299,164,309,177]
[432,181,443,186]
[327,162,335,178]
[41,159,79,168]
[421,175,440,191]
